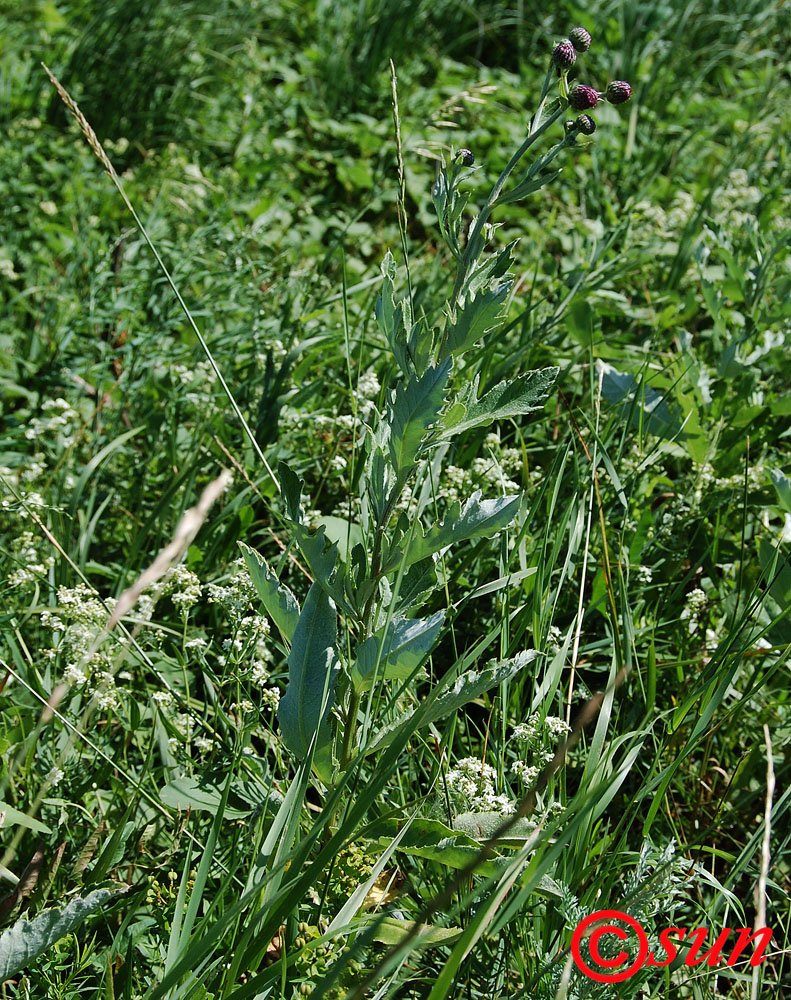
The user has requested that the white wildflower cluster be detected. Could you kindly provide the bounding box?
[545,624,562,654]
[152,690,175,710]
[259,687,281,711]
[511,761,540,786]
[446,757,515,814]
[0,489,48,514]
[24,397,79,447]
[206,557,258,623]
[165,565,202,612]
[6,530,55,587]
[711,169,762,229]
[439,464,472,505]
[42,584,121,710]
[510,713,570,796]
[680,587,708,634]
[356,370,380,399]
[635,564,653,585]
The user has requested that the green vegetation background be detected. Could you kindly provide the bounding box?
[1,0,790,997]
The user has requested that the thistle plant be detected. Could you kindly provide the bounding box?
[241,28,632,797]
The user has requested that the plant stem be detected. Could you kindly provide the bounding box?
[450,102,566,309]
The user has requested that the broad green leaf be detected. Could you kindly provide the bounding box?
[453,812,537,844]
[439,280,511,362]
[315,515,363,562]
[278,582,340,784]
[370,917,463,947]
[386,556,438,616]
[0,802,50,835]
[0,889,120,980]
[238,542,300,643]
[381,490,521,575]
[366,650,537,754]
[159,776,281,820]
[351,611,445,692]
[365,816,509,877]
[770,469,791,513]
[388,361,451,478]
[600,363,684,439]
[440,367,559,439]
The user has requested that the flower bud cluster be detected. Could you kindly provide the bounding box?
[550,25,632,143]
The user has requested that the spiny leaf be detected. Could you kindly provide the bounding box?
[238,542,300,643]
[375,251,412,374]
[439,281,511,362]
[388,360,452,478]
[440,367,559,439]
[351,610,445,692]
[381,490,521,575]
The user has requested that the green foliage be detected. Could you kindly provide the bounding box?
[1,1,790,997]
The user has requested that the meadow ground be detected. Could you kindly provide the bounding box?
[1,1,790,997]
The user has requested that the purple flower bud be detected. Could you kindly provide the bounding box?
[575,114,596,135]
[569,26,592,51]
[456,148,474,166]
[552,39,576,70]
[568,84,600,110]
[605,80,632,105]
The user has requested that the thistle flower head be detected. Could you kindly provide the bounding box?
[575,114,596,135]
[605,80,632,105]
[552,39,576,70]
[568,84,600,111]
[456,148,475,166]
[569,26,592,51]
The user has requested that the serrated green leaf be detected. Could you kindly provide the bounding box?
[388,361,451,477]
[381,490,521,574]
[366,650,537,754]
[278,582,340,784]
[0,889,120,980]
[463,240,517,298]
[439,367,559,439]
[238,542,300,643]
[439,281,511,362]
[351,610,445,692]
[375,251,411,374]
